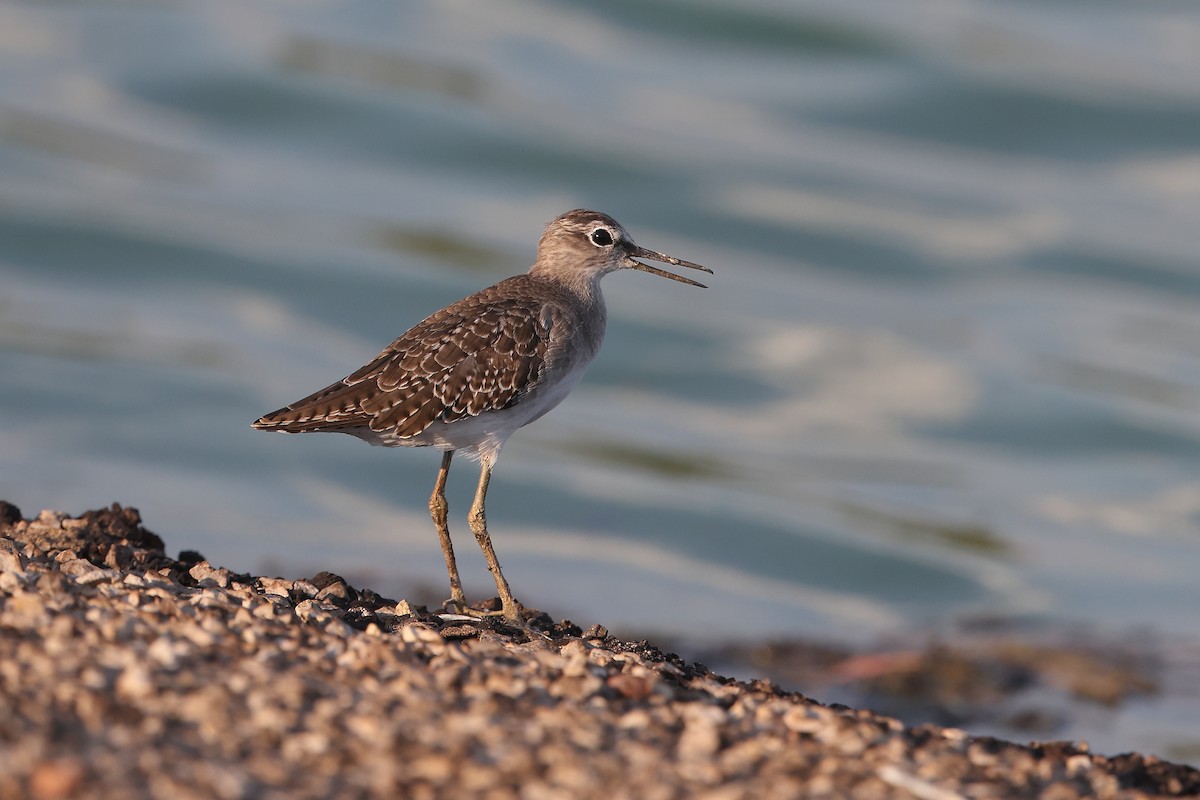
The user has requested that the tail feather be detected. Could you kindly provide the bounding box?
[251,374,379,432]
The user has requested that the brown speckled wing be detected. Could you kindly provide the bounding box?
[252,278,553,441]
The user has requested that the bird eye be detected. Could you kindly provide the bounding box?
[590,228,614,247]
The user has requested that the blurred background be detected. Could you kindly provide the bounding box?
[2,0,1199,763]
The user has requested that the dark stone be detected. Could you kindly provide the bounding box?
[104,544,135,571]
[355,589,394,610]
[78,504,164,553]
[547,618,581,638]
[0,500,22,527]
[308,571,346,590]
[177,550,206,567]
[342,606,379,631]
[439,625,481,640]
[1107,752,1200,795]
[6,503,164,566]
[371,613,407,634]
[475,597,502,613]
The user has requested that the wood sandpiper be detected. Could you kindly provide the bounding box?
[252,209,712,625]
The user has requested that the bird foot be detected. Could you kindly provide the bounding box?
[440,599,524,627]
[442,597,468,616]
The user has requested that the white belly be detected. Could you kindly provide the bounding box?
[356,352,595,465]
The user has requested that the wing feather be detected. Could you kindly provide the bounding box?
[252,278,556,443]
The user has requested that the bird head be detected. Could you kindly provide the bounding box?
[531,209,712,289]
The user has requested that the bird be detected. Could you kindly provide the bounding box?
[252,209,712,625]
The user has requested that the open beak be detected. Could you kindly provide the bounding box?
[624,245,713,288]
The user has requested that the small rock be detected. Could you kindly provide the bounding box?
[1066,754,1094,775]
[57,558,94,577]
[294,599,324,622]
[146,638,183,671]
[259,577,292,598]
[400,623,446,650]
[315,581,350,604]
[0,500,22,527]
[4,589,48,628]
[560,639,589,660]
[104,543,134,571]
[607,673,654,701]
[291,580,319,599]
[116,663,155,701]
[37,510,67,528]
[176,549,205,566]
[783,705,828,734]
[178,622,217,648]
[677,705,725,761]
[342,606,379,630]
[440,625,481,641]
[28,757,84,800]
[0,570,26,592]
[309,571,348,591]
[355,588,390,609]
[0,537,25,572]
[617,708,652,730]
[74,568,121,586]
[188,561,231,588]
[588,648,615,668]
[583,624,609,639]
[35,571,70,598]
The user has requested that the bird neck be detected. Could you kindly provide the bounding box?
[527,261,608,307]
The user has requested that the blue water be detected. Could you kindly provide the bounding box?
[2,0,1200,759]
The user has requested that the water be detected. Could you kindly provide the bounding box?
[2,0,1200,759]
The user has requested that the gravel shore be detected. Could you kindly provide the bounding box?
[1,502,1197,800]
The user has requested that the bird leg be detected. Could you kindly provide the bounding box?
[429,449,466,613]
[467,459,522,626]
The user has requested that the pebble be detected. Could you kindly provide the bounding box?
[315,582,348,603]
[0,502,1195,800]
[0,537,24,573]
[607,673,654,700]
[0,570,26,592]
[259,577,291,598]
[677,705,724,760]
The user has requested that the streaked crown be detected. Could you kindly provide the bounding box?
[529,209,712,289]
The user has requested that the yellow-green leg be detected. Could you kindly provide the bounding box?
[429,449,466,613]
[467,459,522,626]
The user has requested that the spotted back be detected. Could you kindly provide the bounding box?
[252,276,556,441]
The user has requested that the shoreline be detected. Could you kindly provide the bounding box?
[1,501,1197,799]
